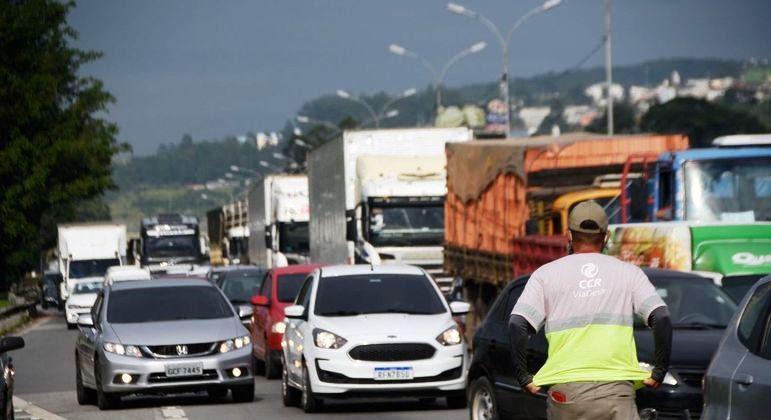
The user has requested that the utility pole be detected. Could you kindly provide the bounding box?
[605,0,614,135]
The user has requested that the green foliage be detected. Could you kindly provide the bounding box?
[640,98,769,148]
[0,0,125,286]
[586,102,638,134]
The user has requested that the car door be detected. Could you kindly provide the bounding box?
[78,291,103,387]
[284,275,314,387]
[730,281,771,419]
[253,271,272,360]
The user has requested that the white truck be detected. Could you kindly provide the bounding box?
[307,127,473,292]
[57,223,127,302]
[248,174,310,268]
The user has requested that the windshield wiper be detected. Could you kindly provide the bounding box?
[319,310,363,317]
[672,322,725,330]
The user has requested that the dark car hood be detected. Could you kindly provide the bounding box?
[634,328,724,368]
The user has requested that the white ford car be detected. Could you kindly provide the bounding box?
[281,264,469,413]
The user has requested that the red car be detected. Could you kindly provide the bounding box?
[250,264,322,379]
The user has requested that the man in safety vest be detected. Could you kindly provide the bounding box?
[509,201,672,419]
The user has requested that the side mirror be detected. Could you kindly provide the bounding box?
[77,313,94,327]
[284,305,305,319]
[0,336,25,353]
[251,295,270,307]
[449,301,471,316]
[237,305,253,320]
[345,209,357,242]
[264,231,273,249]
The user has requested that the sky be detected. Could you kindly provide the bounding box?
[69,0,771,155]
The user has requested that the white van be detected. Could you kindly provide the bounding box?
[104,266,151,286]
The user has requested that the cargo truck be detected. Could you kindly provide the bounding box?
[57,223,127,304]
[248,174,310,268]
[208,199,249,265]
[443,133,689,336]
[138,214,204,273]
[308,127,473,292]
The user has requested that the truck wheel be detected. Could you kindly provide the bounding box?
[66,322,76,330]
[469,376,498,420]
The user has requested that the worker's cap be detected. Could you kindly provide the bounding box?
[568,201,609,234]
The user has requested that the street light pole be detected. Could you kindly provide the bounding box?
[336,90,380,127]
[380,87,417,117]
[604,0,614,135]
[448,0,561,136]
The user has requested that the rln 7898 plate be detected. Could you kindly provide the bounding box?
[374,367,413,381]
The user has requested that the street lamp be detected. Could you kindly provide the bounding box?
[296,115,342,134]
[389,41,486,110]
[229,165,261,176]
[380,87,416,117]
[336,89,380,127]
[447,0,561,135]
[294,138,311,149]
[361,109,400,128]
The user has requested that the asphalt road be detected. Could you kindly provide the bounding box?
[13,311,467,420]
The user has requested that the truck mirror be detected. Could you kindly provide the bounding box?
[345,209,357,242]
[264,231,273,249]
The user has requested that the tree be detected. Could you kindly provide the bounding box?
[587,102,638,134]
[0,0,126,286]
[640,97,769,148]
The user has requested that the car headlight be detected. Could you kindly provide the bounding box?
[313,328,347,349]
[638,362,678,386]
[436,326,463,346]
[219,335,251,353]
[103,342,142,358]
[271,321,286,334]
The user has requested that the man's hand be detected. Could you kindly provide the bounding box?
[643,377,661,389]
[524,382,541,395]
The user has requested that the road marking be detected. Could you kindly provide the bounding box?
[161,406,188,419]
[12,396,66,420]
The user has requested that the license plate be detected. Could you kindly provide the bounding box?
[374,367,413,381]
[165,362,203,377]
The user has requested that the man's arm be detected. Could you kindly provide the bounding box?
[508,314,537,389]
[646,306,672,385]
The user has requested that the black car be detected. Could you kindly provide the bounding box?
[41,271,63,310]
[467,268,737,420]
[0,336,25,420]
[215,267,266,325]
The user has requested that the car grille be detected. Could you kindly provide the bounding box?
[316,360,462,384]
[143,342,217,358]
[348,343,436,362]
[676,370,704,388]
[147,369,219,383]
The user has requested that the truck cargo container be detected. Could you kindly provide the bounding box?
[208,199,249,265]
[443,133,689,335]
[248,174,310,269]
[308,127,472,292]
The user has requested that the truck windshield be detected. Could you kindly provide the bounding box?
[368,205,444,247]
[278,222,309,254]
[69,259,119,279]
[685,157,771,222]
[144,235,199,259]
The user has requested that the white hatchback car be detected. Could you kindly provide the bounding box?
[281,264,469,412]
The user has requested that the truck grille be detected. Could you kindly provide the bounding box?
[144,342,216,358]
[348,343,436,362]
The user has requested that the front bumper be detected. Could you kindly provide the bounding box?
[307,345,467,396]
[99,346,253,394]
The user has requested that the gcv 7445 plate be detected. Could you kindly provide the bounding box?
[164,362,203,377]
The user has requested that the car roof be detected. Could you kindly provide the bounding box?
[272,264,324,276]
[221,267,265,277]
[319,264,425,278]
[109,278,212,291]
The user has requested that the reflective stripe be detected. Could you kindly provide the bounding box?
[637,294,664,320]
[545,313,633,334]
[512,302,545,328]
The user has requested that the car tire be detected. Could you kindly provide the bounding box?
[42,300,49,310]
[469,376,498,420]
[301,365,323,413]
[95,358,120,410]
[252,354,265,376]
[231,383,255,403]
[446,392,468,409]
[282,357,301,407]
[75,354,96,406]
[5,390,14,420]
[66,322,76,330]
[265,350,280,380]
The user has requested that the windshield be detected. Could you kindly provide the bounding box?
[368,204,444,247]
[278,222,309,254]
[69,259,119,279]
[314,274,446,316]
[277,273,307,303]
[144,235,199,259]
[684,157,771,222]
[639,277,738,328]
[107,286,233,323]
[722,275,765,303]
[220,271,264,303]
[73,281,102,295]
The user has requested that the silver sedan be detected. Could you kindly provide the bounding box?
[74,278,255,410]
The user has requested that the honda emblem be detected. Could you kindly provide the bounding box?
[176,345,188,356]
